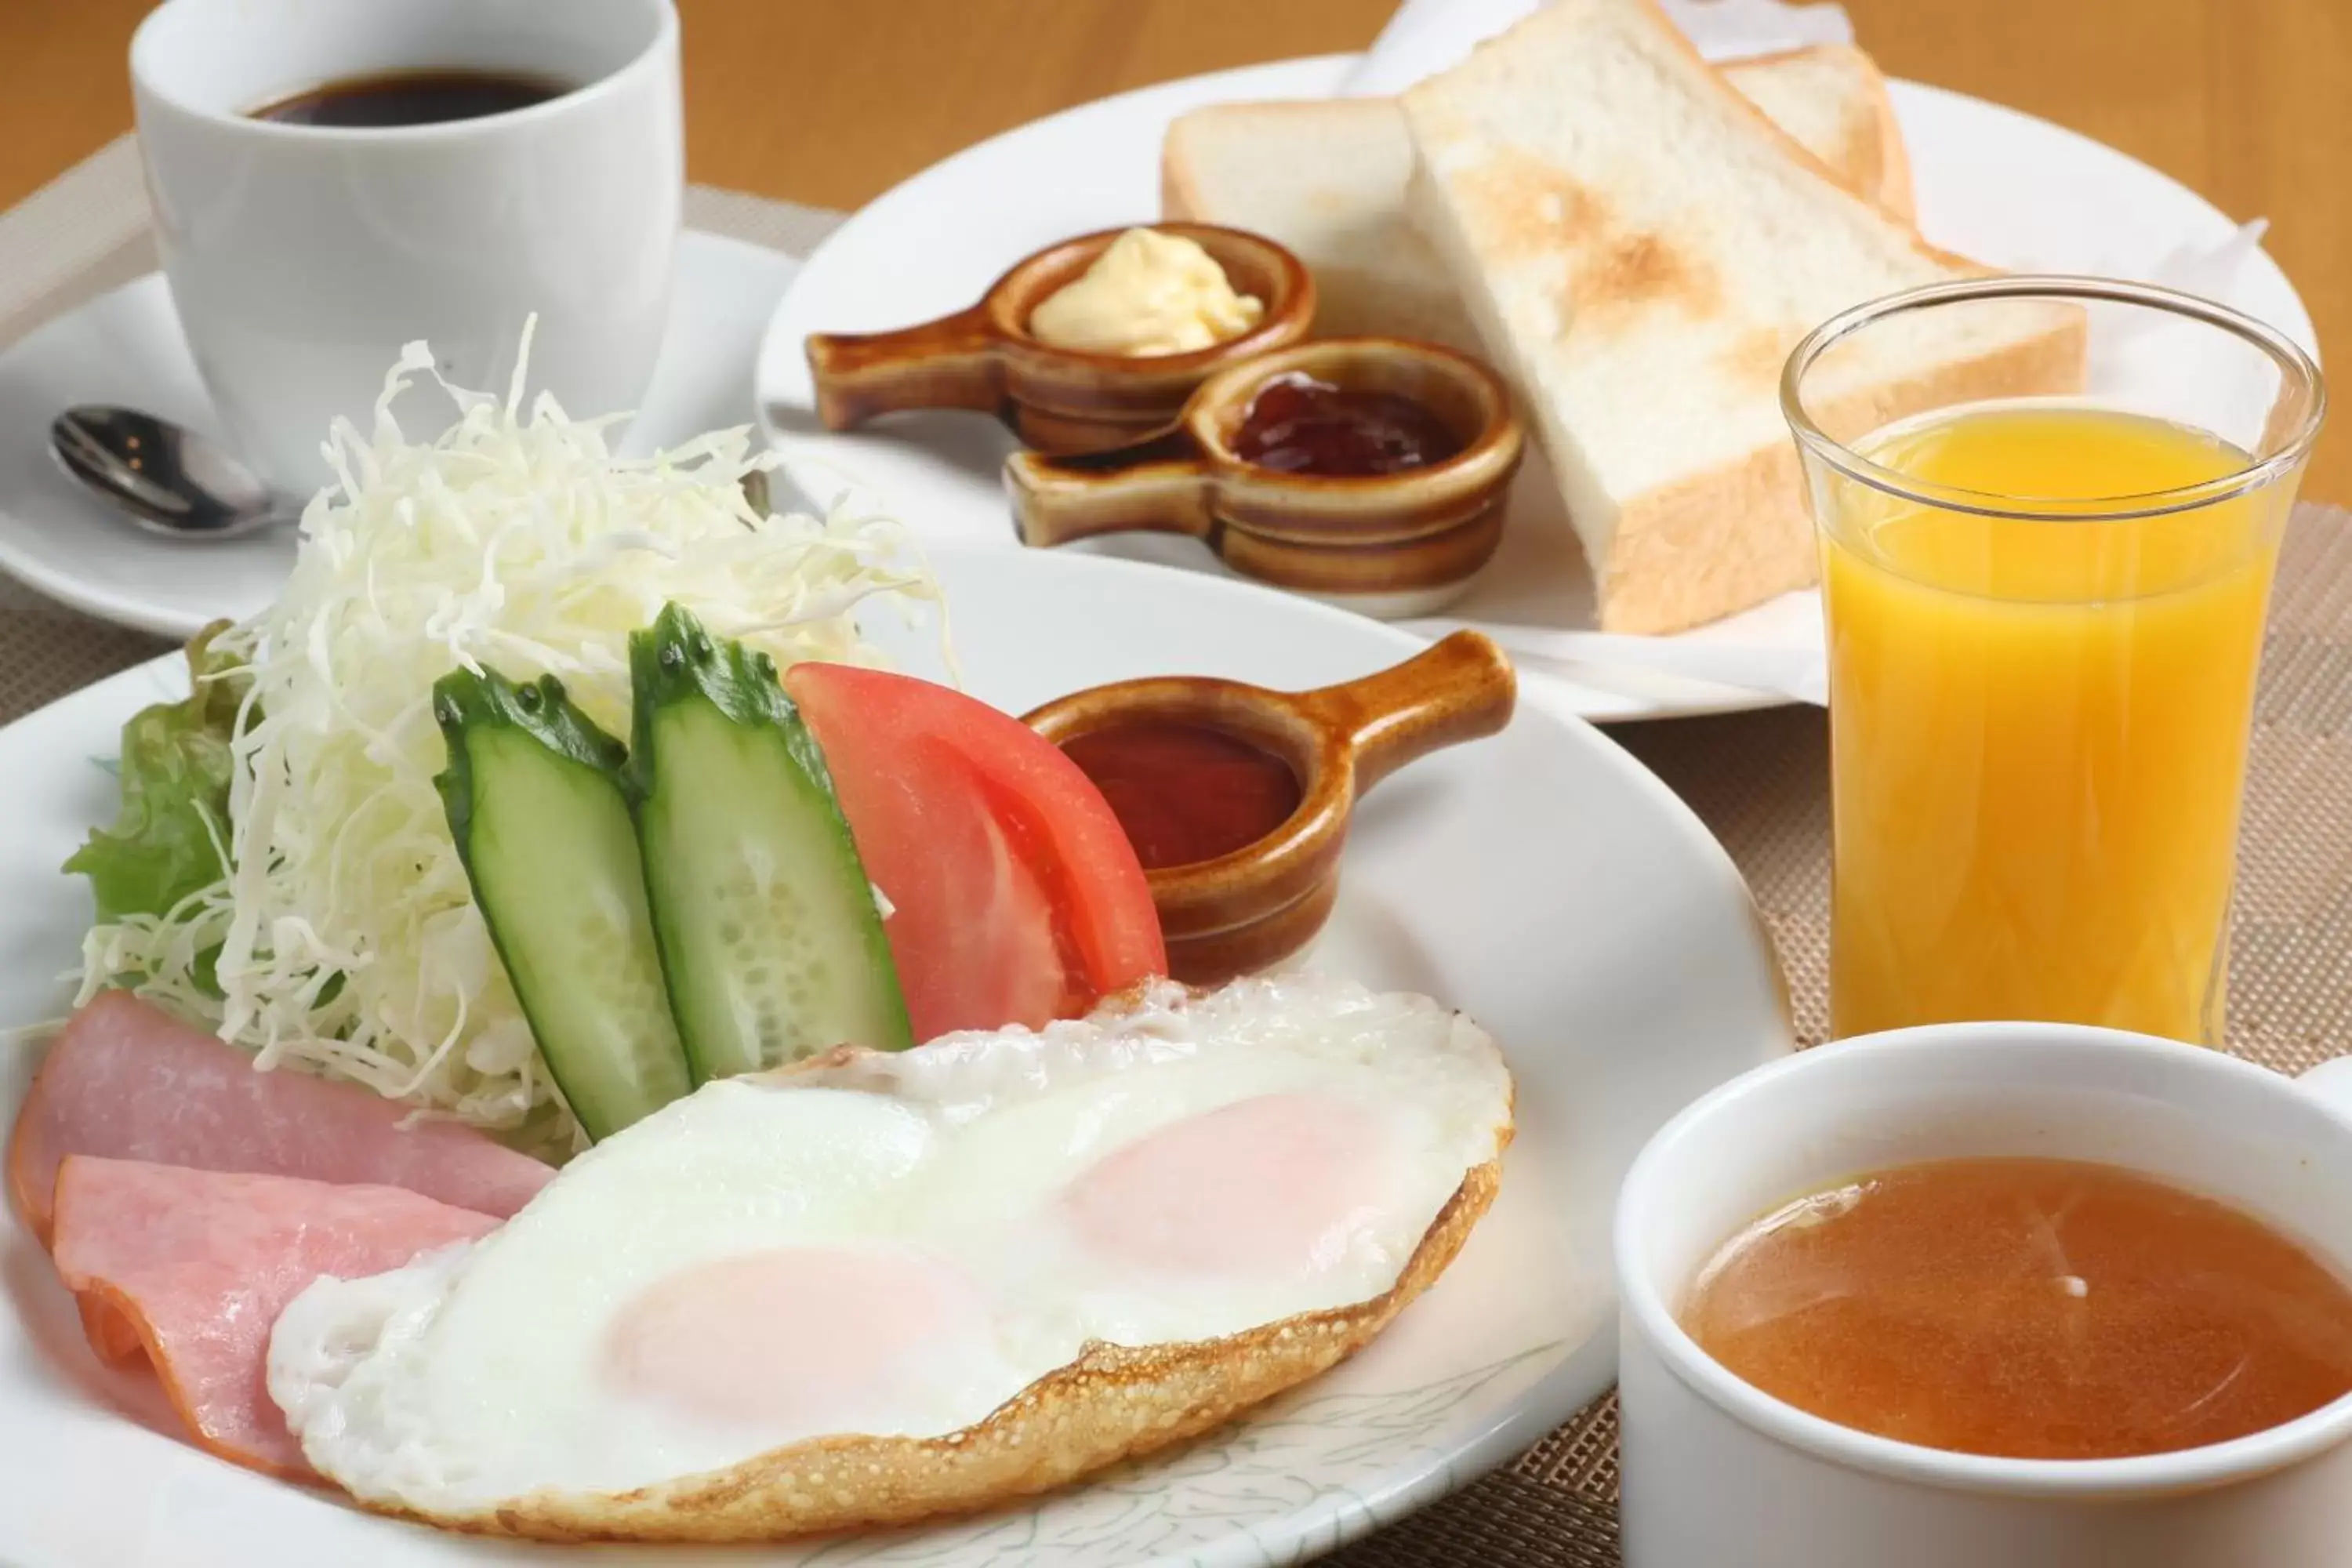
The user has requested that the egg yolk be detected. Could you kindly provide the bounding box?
[601,1247,978,1428]
[1062,1092,1389,1276]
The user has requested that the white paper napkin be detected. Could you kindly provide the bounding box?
[1407,619,1835,705]
[1343,0,1856,96]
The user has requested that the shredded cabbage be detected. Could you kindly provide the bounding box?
[76,334,941,1147]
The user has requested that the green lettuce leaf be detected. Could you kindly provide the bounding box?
[64,621,247,924]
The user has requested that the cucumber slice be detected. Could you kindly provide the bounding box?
[433,668,695,1142]
[626,605,912,1080]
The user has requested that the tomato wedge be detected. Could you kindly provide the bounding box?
[782,663,1167,1043]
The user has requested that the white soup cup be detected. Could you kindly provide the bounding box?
[1617,1022,2352,1568]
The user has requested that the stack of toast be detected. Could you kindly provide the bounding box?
[1164,0,2083,633]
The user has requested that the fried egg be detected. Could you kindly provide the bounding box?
[266,975,1513,1541]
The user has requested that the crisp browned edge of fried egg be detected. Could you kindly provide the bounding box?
[331,980,1518,1544]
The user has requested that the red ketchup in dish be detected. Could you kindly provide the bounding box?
[1059,720,1302,869]
[1231,372,1464,477]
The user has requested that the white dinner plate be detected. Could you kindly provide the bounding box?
[754,53,2319,722]
[0,546,1791,1567]
[0,230,798,641]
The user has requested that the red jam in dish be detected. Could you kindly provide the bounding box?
[1059,720,1302,870]
[1231,372,1465,477]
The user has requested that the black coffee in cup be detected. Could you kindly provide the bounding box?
[250,68,569,129]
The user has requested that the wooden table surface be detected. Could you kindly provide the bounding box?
[2,0,2344,499]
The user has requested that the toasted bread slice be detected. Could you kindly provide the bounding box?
[1399,0,2083,633]
[1160,44,1911,350]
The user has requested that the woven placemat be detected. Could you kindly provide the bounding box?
[5,138,2350,1568]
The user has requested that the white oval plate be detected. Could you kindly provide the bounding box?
[0,230,799,641]
[754,54,2318,722]
[0,546,1789,1567]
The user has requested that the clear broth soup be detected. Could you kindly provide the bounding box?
[1682,1156,2352,1459]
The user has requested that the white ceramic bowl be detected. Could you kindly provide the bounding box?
[1617,1024,2352,1568]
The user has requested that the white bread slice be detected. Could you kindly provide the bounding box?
[1167,96,1477,352]
[1399,0,2083,633]
[1722,45,1911,220]
[1165,99,1474,349]
[1160,45,1911,351]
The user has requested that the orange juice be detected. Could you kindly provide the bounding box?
[1822,402,2282,1043]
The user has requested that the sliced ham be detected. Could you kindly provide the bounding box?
[8,990,553,1243]
[49,1156,499,1479]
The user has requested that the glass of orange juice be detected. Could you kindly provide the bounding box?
[1782,277,2325,1045]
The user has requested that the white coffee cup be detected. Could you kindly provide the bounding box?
[1616,1023,2352,1568]
[130,0,681,495]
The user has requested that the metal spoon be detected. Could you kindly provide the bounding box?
[49,405,294,540]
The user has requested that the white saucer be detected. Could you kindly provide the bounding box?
[0,230,799,641]
[754,53,2319,722]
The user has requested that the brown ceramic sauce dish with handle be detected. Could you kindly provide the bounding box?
[1004,338,1524,618]
[804,223,1315,456]
[1025,630,1517,986]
